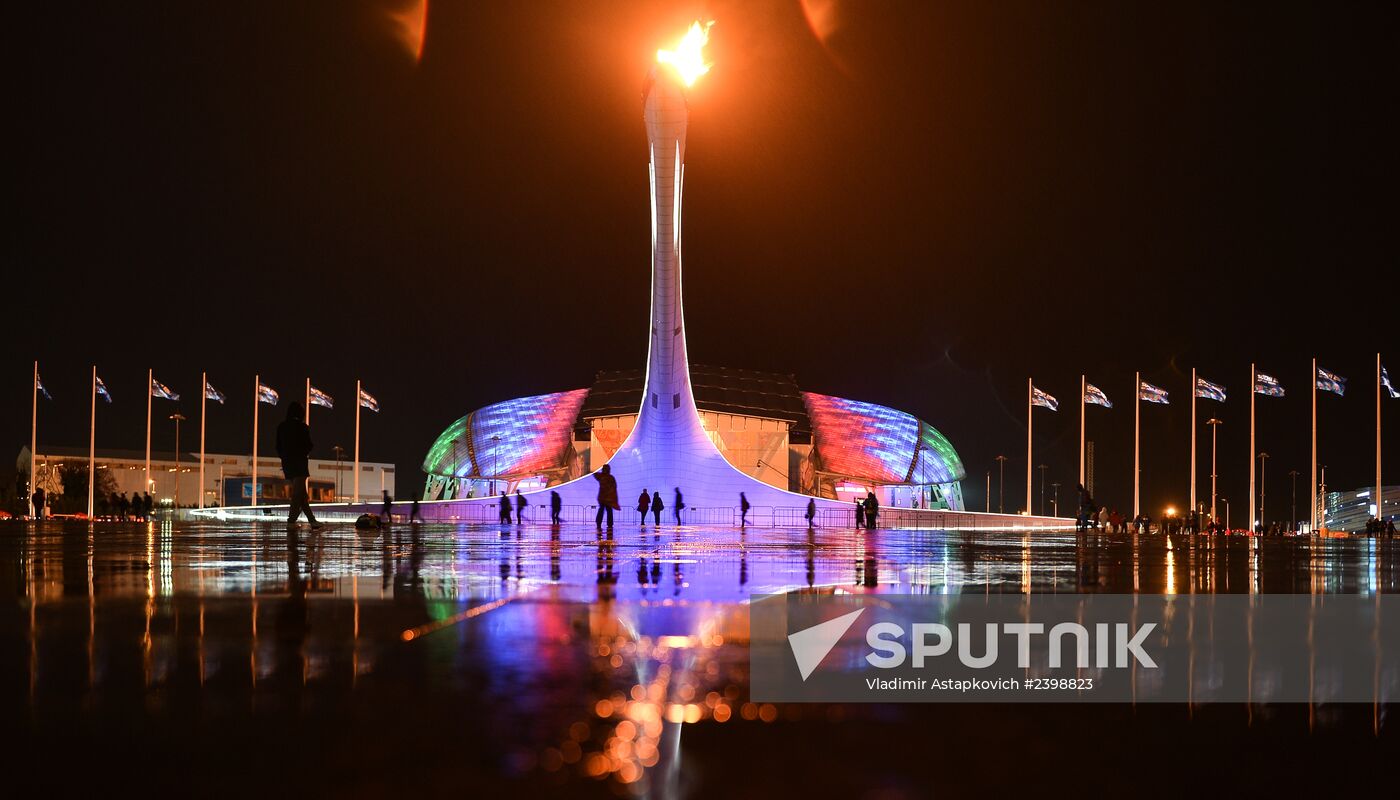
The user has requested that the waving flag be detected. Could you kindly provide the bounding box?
[257,383,280,405]
[309,385,334,409]
[358,387,380,412]
[1194,376,1227,402]
[151,377,180,401]
[1384,366,1398,399]
[1031,386,1058,411]
[1139,381,1170,404]
[1316,366,1346,396]
[95,376,112,403]
[1254,373,1285,397]
[1084,383,1112,408]
[36,373,53,401]
[204,380,226,404]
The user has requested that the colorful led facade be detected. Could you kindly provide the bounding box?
[802,392,964,486]
[422,389,587,482]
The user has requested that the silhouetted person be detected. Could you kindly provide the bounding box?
[550,490,562,524]
[515,490,527,523]
[673,487,685,526]
[593,464,618,530]
[864,492,879,529]
[117,492,129,521]
[143,492,154,521]
[110,491,122,521]
[32,487,45,520]
[739,492,750,527]
[854,498,864,528]
[499,491,512,524]
[277,402,321,527]
[380,490,392,524]
[806,498,817,527]
[651,491,664,525]
[410,491,421,523]
[637,489,651,524]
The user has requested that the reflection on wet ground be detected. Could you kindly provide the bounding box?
[2,520,1397,797]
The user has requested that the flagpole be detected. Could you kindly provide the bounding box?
[30,361,38,518]
[305,378,311,427]
[252,374,259,509]
[1378,352,1383,525]
[199,371,207,509]
[1311,356,1317,533]
[1079,374,1086,489]
[88,365,96,519]
[1190,368,1197,519]
[1133,371,1141,518]
[1249,363,1256,534]
[145,367,153,498]
[355,378,361,504]
[1026,377,1033,516]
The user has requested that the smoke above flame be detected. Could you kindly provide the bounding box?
[656,20,713,86]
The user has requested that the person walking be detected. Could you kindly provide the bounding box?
[410,491,421,523]
[276,401,322,528]
[637,489,651,525]
[499,491,513,524]
[739,492,750,527]
[864,492,879,529]
[806,498,817,527]
[515,490,527,524]
[550,490,563,524]
[673,488,685,526]
[651,491,664,526]
[380,490,392,524]
[593,464,619,530]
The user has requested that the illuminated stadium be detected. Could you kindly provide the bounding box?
[422,366,967,511]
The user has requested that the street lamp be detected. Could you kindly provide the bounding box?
[169,413,186,509]
[985,470,991,513]
[1037,464,1048,516]
[1288,469,1299,532]
[1220,497,1230,533]
[1050,481,1060,517]
[1258,451,1270,530]
[1206,418,1222,524]
[994,455,1008,514]
[332,445,346,500]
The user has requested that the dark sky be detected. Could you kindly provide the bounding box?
[13,1,1398,517]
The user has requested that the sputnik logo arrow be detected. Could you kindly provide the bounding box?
[788,607,865,680]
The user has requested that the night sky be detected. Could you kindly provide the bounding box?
[13,1,1397,517]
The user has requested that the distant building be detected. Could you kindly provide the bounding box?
[17,446,395,509]
[1322,485,1399,532]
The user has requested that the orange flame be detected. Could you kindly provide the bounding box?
[656,21,713,86]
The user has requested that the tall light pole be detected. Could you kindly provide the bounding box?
[1037,464,1048,516]
[1207,418,1222,524]
[1051,481,1060,517]
[994,455,1008,514]
[985,470,990,513]
[1258,451,1270,530]
[332,445,346,500]
[1221,497,1230,533]
[169,413,186,509]
[1288,469,1299,532]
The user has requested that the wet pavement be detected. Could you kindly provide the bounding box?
[2,519,1397,798]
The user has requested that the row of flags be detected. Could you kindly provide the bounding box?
[1031,364,1397,411]
[36,373,382,413]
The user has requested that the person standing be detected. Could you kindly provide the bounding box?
[32,487,45,520]
[593,464,619,530]
[673,488,685,526]
[143,491,154,521]
[380,490,392,524]
[854,498,865,529]
[499,491,513,524]
[651,491,664,526]
[515,490,527,524]
[276,402,321,528]
[550,490,562,524]
[637,489,651,525]
[739,492,751,527]
[864,492,879,529]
